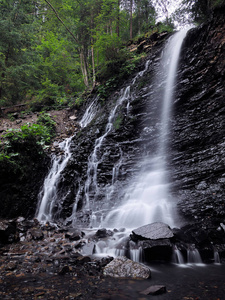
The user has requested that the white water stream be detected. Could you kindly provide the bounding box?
[101,29,189,230]
[84,86,131,209]
[36,98,99,222]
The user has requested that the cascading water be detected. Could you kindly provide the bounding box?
[187,245,203,264]
[36,98,99,222]
[83,86,131,211]
[102,29,189,230]
[36,137,73,222]
[79,96,99,128]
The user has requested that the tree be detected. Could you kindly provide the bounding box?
[133,0,156,35]
[0,0,39,105]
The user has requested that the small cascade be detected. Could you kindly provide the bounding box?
[132,60,150,85]
[36,98,99,223]
[129,241,143,262]
[214,248,221,264]
[79,96,100,128]
[81,59,151,216]
[112,147,123,185]
[187,245,203,264]
[173,246,185,264]
[83,85,131,210]
[36,137,73,222]
[94,231,128,258]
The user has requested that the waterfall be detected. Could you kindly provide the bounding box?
[173,246,185,264]
[213,248,221,264]
[187,245,203,264]
[83,86,131,210]
[102,29,189,230]
[36,29,189,229]
[36,98,99,222]
[79,96,100,128]
[36,137,73,222]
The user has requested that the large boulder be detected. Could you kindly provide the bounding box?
[103,256,151,279]
[130,223,174,262]
[131,222,174,241]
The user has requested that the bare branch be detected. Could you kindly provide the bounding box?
[43,0,79,45]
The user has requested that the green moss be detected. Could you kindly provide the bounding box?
[114,114,123,130]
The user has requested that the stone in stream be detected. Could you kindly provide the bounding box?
[28,228,44,240]
[65,229,84,241]
[131,222,174,241]
[130,223,174,262]
[140,285,167,295]
[103,256,151,279]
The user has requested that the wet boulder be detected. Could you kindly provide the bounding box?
[130,223,174,262]
[141,285,167,295]
[27,228,44,240]
[81,242,95,255]
[65,229,85,241]
[131,222,174,241]
[103,256,151,279]
[95,228,113,239]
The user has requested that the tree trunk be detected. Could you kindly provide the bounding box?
[91,45,96,88]
[116,0,120,37]
[130,0,133,40]
[80,49,89,87]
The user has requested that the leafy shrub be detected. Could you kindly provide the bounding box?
[37,112,56,137]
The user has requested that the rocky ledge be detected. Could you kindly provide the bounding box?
[1,218,225,299]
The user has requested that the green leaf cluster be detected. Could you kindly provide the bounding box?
[0,113,56,180]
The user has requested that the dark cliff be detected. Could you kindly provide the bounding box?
[172,6,225,226]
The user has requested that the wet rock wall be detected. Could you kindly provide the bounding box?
[171,6,225,226]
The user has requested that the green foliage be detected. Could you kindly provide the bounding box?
[97,77,117,100]
[132,0,157,36]
[0,114,56,184]
[37,112,56,136]
[96,51,143,101]
[156,21,174,33]
[3,123,52,151]
[0,0,39,104]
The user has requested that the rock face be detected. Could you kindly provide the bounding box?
[170,6,225,227]
[103,256,151,279]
